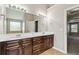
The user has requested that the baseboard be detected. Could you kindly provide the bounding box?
[53,47,67,54]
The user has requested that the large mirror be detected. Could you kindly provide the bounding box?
[5,7,46,34]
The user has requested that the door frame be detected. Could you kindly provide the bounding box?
[64,4,79,54]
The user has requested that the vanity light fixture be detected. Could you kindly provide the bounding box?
[8,4,28,13]
[12,5,16,9]
[21,8,24,11]
[17,7,20,10]
[8,4,11,8]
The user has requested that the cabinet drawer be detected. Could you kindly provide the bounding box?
[6,40,19,44]
[33,43,44,51]
[22,39,32,44]
[6,46,19,50]
[33,38,44,46]
[6,47,21,55]
[33,37,42,41]
[7,43,19,47]
[22,43,32,47]
[33,41,43,45]
[6,40,20,47]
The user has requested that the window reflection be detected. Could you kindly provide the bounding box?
[71,24,78,32]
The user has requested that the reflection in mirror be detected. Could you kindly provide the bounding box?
[5,7,46,34]
[6,18,23,33]
[10,21,21,31]
[6,7,24,34]
[25,20,35,33]
[24,13,39,33]
[35,21,38,32]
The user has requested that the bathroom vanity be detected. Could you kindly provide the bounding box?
[0,5,54,55]
[0,33,54,55]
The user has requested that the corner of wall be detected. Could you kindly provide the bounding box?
[53,47,67,54]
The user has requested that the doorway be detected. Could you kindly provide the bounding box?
[67,6,79,54]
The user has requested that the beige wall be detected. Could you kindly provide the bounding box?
[21,4,47,16]
[47,4,76,53]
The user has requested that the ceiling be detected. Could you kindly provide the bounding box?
[22,4,54,9]
[7,4,54,16]
[67,7,79,22]
[19,4,54,15]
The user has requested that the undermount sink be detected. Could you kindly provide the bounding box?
[16,34,21,37]
[42,32,45,34]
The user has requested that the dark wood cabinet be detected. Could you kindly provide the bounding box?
[22,39,32,55]
[6,46,21,55]
[43,35,54,51]
[46,37,50,49]
[43,36,50,50]
[0,35,54,55]
[4,40,22,55]
[33,37,44,55]
[49,35,54,48]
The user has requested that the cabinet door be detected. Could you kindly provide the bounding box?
[5,40,22,55]
[43,37,47,50]
[22,44,32,55]
[39,43,44,53]
[49,35,54,48]
[43,35,54,50]
[33,37,44,55]
[43,36,50,50]
[22,39,32,55]
[46,37,50,49]
[33,37,43,45]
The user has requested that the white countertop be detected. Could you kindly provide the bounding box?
[0,32,54,42]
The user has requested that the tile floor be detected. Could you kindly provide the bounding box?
[40,48,64,55]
